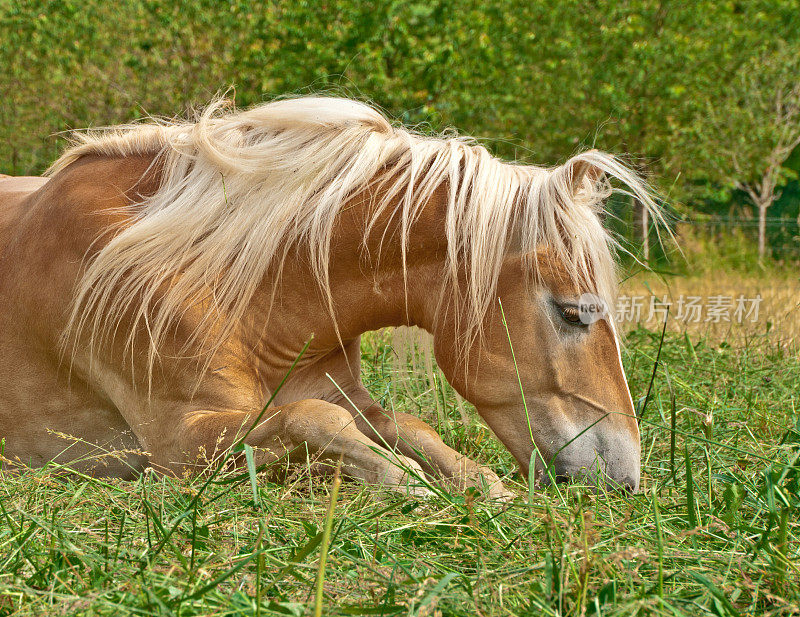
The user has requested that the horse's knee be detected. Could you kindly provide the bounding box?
[281,399,355,441]
[370,410,447,454]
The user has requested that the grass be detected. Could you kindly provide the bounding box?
[619,269,800,344]
[619,225,800,345]
[1,326,799,615]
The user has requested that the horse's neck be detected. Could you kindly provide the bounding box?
[48,152,449,392]
[245,239,447,380]
[242,185,452,386]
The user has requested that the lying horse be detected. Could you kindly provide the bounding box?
[0,97,659,496]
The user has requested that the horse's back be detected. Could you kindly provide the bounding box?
[0,175,51,253]
[0,175,50,227]
[0,174,50,194]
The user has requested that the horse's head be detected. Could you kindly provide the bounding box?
[420,149,654,493]
[433,251,639,491]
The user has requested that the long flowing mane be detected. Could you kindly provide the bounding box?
[49,96,661,375]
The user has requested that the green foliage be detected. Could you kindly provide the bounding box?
[682,37,800,189]
[3,0,799,257]
[0,1,797,173]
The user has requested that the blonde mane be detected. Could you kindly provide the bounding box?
[50,96,661,376]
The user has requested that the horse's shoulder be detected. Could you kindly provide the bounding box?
[47,152,163,213]
[0,153,163,260]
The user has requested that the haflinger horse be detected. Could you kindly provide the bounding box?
[0,97,660,498]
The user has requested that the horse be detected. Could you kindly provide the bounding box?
[0,97,660,497]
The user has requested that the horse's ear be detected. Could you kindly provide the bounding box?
[505,149,614,256]
[568,150,605,193]
[506,148,665,259]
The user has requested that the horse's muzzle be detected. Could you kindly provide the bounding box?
[535,430,641,493]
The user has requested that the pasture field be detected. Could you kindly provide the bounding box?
[619,271,800,344]
[2,4,798,614]
[1,276,799,617]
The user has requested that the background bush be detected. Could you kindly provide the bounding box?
[2,0,799,259]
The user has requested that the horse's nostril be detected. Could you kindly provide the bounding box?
[538,461,639,493]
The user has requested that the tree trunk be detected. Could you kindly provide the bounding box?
[796,209,800,240]
[758,202,768,260]
[633,196,650,262]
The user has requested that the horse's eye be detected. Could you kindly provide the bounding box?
[558,304,586,326]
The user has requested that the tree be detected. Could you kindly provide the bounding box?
[700,47,800,260]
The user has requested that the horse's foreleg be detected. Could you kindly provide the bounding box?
[146,399,430,495]
[339,390,513,501]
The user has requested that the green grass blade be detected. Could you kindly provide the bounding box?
[244,444,260,508]
[314,462,342,617]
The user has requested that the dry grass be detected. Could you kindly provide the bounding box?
[619,267,800,346]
